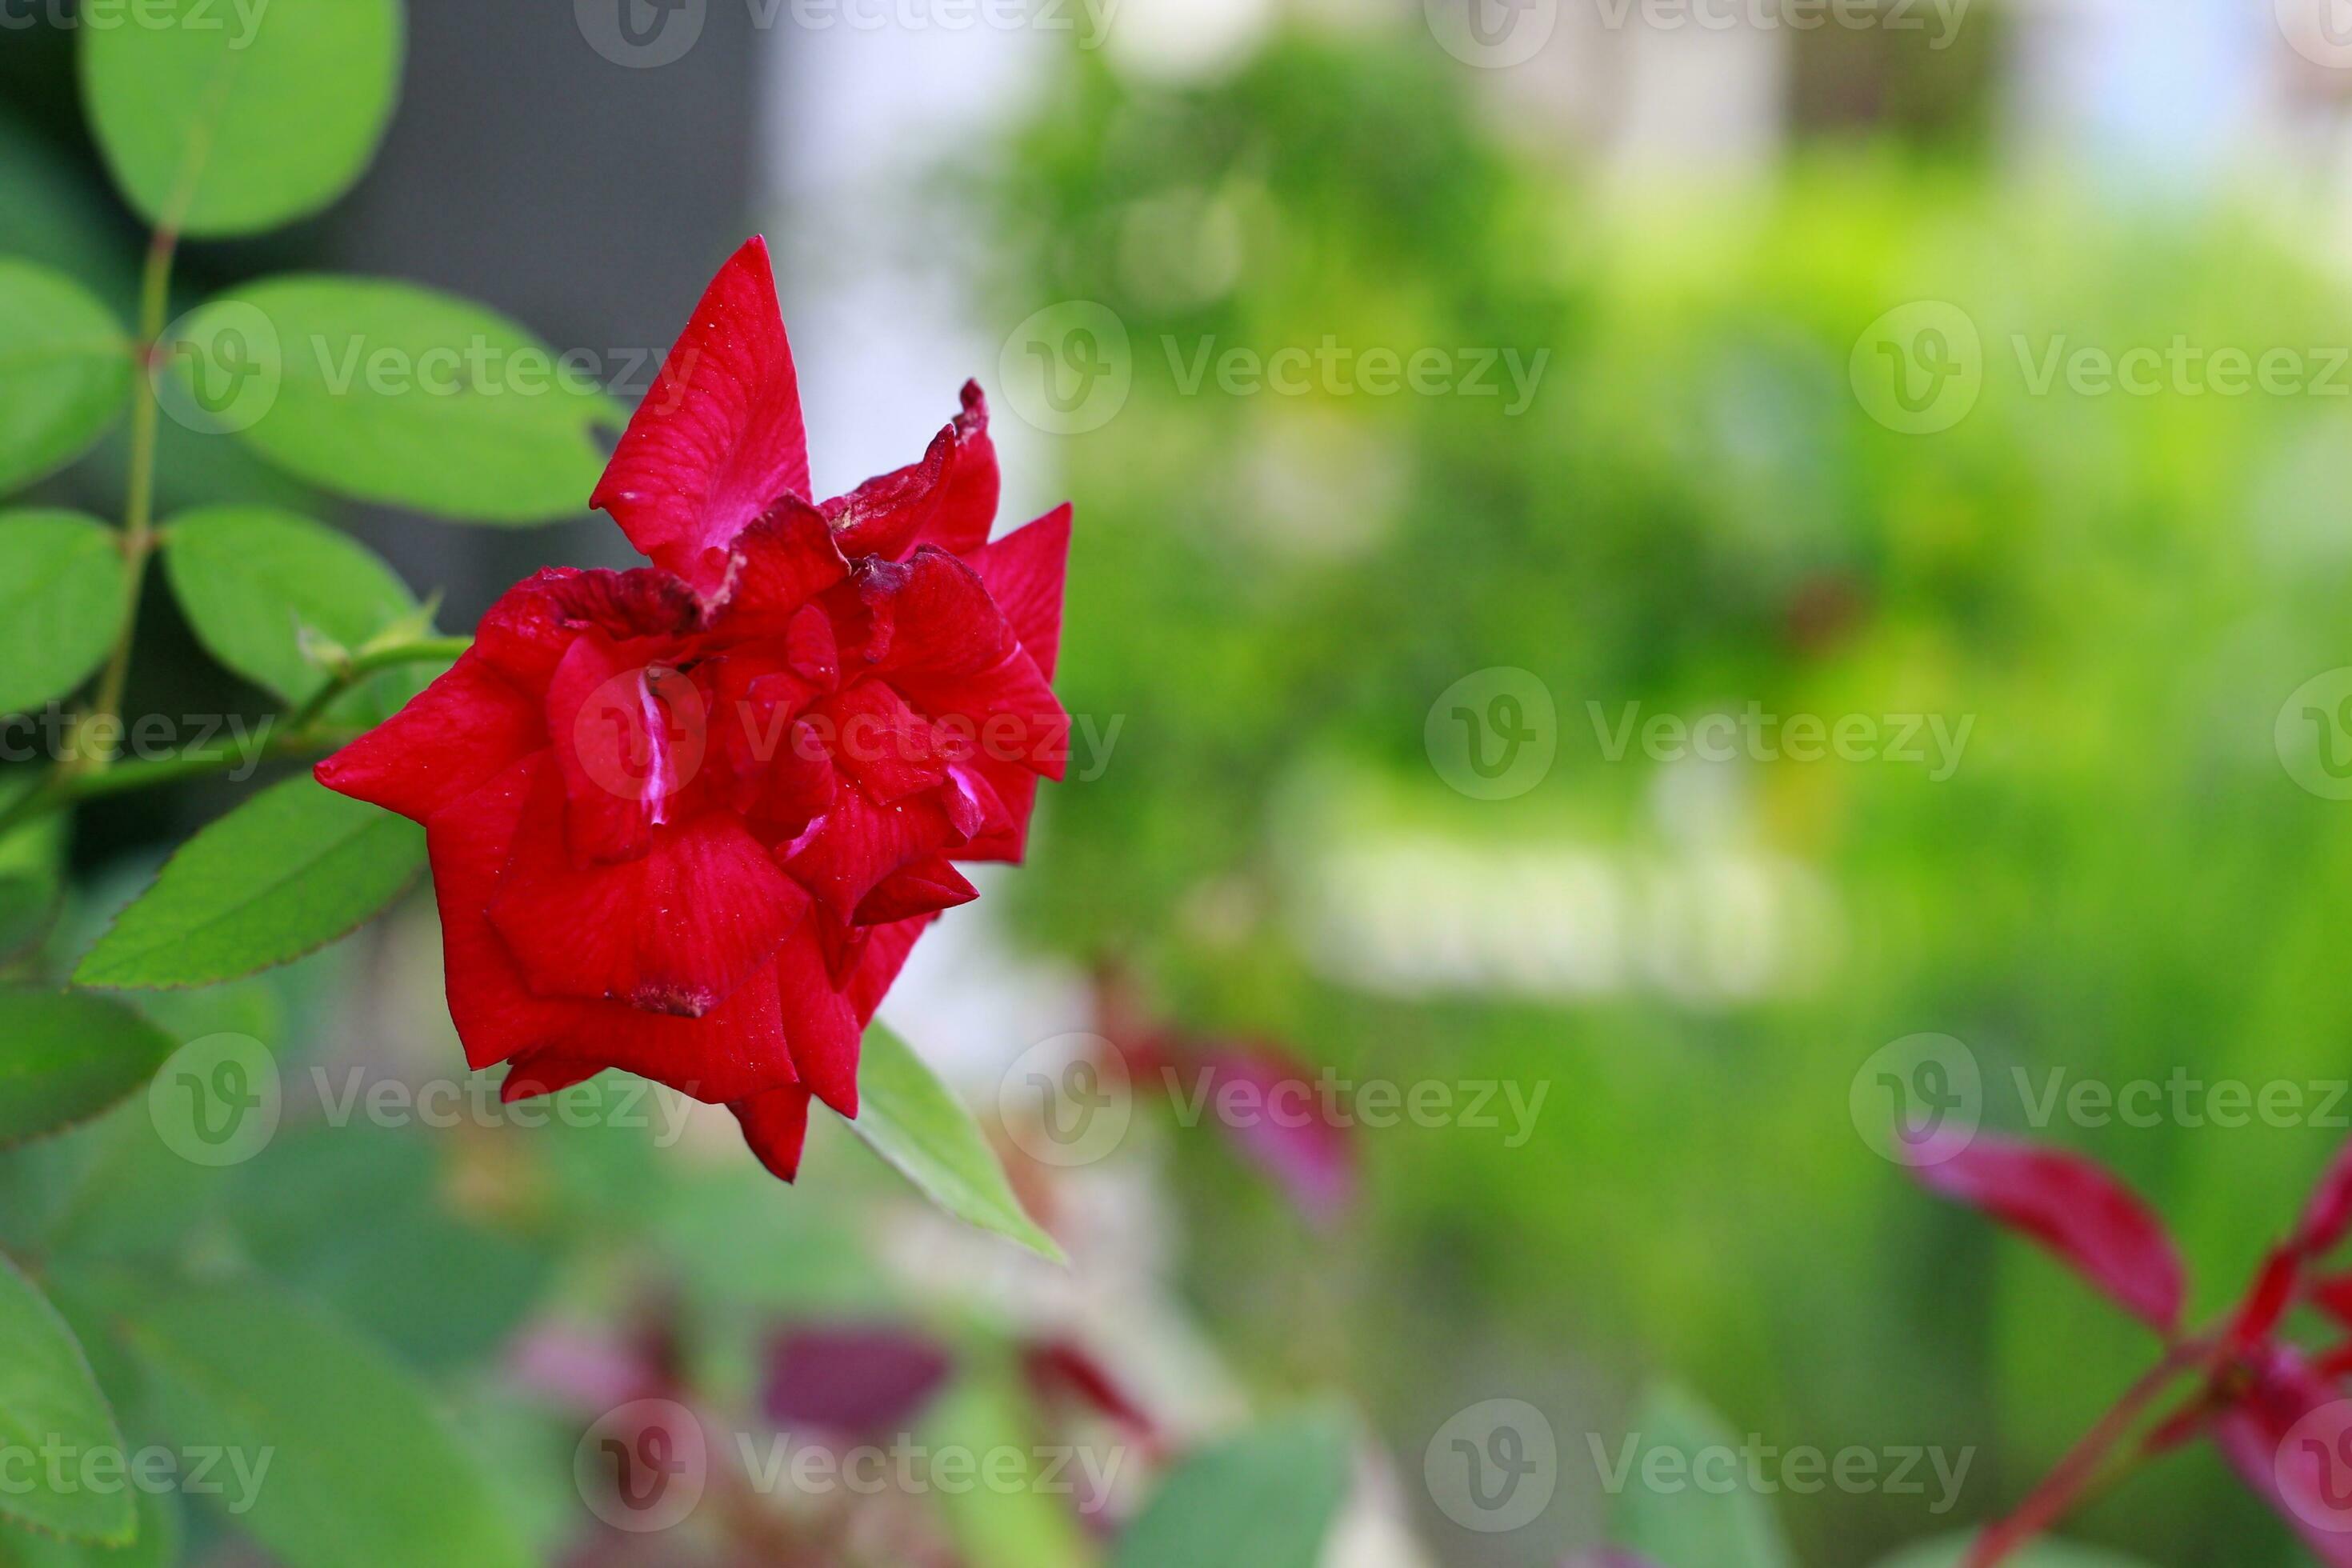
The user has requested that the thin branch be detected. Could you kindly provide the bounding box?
[0,638,469,841]
[82,225,180,770]
[1965,1337,2211,1568]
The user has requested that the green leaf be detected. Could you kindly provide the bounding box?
[1614,1383,1795,1568]
[1114,1406,1354,1568]
[231,1123,552,1370]
[0,512,130,715]
[75,776,423,990]
[923,1374,1093,1568]
[849,1024,1063,1262]
[79,0,402,238]
[0,1255,132,1544]
[0,782,66,958]
[86,1271,532,1568]
[0,1486,177,1568]
[174,278,618,522]
[162,506,418,706]
[0,990,177,1148]
[0,265,132,495]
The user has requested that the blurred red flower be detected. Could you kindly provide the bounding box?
[319,237,1071,1182]
[1911,1131,2352,1566]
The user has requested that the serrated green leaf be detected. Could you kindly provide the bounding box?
[0,1487,178,1568]
[1614,1383,1795,1568]
[0,512,130,715]
[1114,1406,1354,1568]
[849,1024,1062,1262]
[75,777,422,990]
[84,1271,532,1568]
[174,278,617,522]
[0,1255,132,1545]
[0,266,132,495]
[0,991,177,1148]
[79,0,402,238]
[161,506,418,707]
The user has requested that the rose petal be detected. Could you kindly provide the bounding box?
[314,651,543,824]
[854,855,977,926]
[423,757,798,1100]
[826,382,999,563]
[846,914,934,1025]
[860,549,1069,781]
[782,784,961,926]
[951,760,1038,865]
[970,503,1071,680]
[731,1084,814,1182]
[592,236,812,590]
[818,679,952,806]
[712,495,850,630]
[487,766,807,1017]
[499,1052,605,1102]
[774,918,863,1116]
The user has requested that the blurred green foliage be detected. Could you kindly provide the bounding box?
[981,26,2352,1566]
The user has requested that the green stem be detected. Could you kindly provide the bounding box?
[0,638,470,842]
[1965,1336,2210,1568]
[285,635,472,733]
[82,225,179,770]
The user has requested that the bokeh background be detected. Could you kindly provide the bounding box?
[9,1,2352,1563]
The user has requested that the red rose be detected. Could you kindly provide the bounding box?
[317,237,1071,1182]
